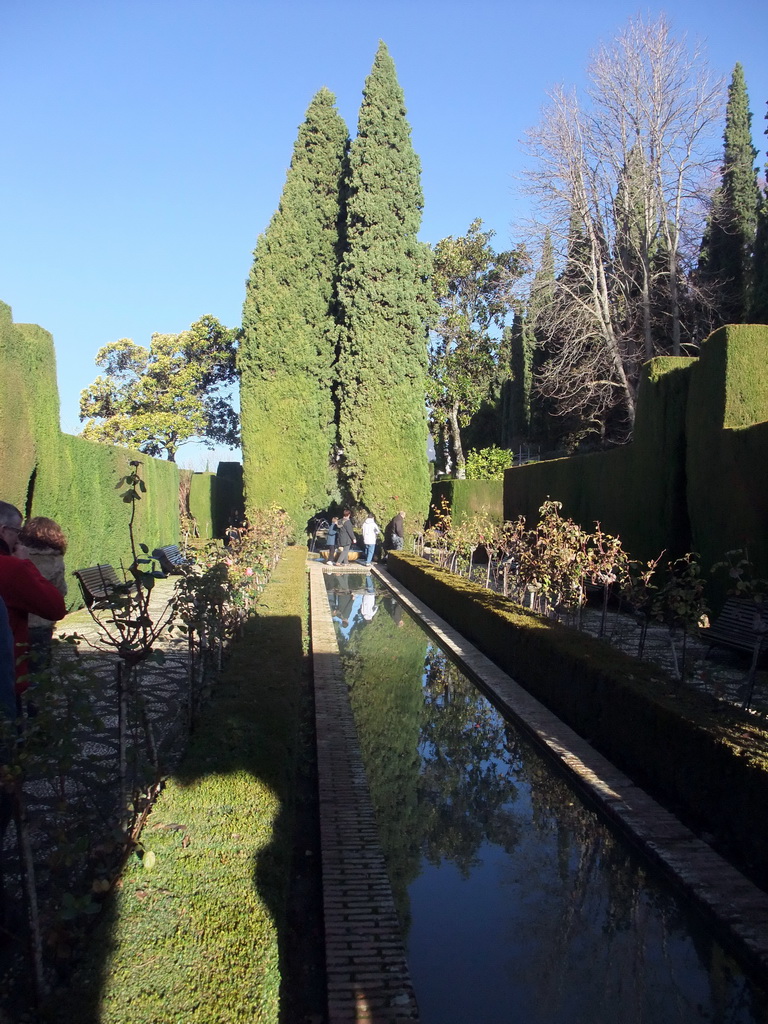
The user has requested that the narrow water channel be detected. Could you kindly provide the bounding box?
[324,571,768,1024]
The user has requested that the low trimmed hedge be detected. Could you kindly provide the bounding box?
[53,546,309,1023]
[387,552,768,890]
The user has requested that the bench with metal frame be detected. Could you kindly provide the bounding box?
[698,597,768,657]
[72,564,138,609]
[152,544,193,575]
[698,596,768,708]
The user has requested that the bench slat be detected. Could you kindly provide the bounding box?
[698,598,768,654]
[73,564,136,608]
[152,545,192,575]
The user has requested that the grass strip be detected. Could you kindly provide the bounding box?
[48,547,309,1024]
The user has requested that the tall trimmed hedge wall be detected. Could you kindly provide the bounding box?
[188,463,243,540]
[503,326,768,588]
[686,325,768,589]
[0,302,181,608]
[431,479,504,526]
[189,472,215,540]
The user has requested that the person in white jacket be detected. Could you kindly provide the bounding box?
[361,513,381,566]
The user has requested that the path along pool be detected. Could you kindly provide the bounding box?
[324,570,768,1024]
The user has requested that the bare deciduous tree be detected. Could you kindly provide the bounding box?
[522,15,723,439]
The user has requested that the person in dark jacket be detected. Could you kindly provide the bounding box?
[388,510,405,552]
[326,517,340,564]
[336,510,356,565]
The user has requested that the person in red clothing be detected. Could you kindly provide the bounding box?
[0,501,67,695]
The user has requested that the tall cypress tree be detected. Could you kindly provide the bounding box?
[699,64,759,325]
[239,88,348,534]
[336,42,432,531]
[751,103,768,324]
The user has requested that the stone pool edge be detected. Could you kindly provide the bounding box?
[373,564,768,987]
[310,562,420,1024]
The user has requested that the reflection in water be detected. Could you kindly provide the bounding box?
[327,575,768,1024]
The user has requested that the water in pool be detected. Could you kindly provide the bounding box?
[325,572,768,1024]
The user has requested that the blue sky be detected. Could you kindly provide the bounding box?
[2,0,767,468]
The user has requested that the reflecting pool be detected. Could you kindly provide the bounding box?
[325,572,768,1024]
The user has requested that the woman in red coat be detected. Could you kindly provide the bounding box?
[0,502,67,694]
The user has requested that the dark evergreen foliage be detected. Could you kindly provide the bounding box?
[239,88,348,533]
[699,64,760,326]
[335,43,433,530]
[751,103,768,324]
[500,314,533,447]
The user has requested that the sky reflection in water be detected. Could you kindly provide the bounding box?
[326,573,768,1024]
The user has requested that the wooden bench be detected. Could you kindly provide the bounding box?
[698,597,768,657]
[73,564,137,609]
[152,544,193,575]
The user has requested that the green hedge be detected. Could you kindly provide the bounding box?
[686,325,768,592]
[51,437,179,609]
[430,479,504,525]
[387,552,768,890]
[0,301,181,608]
[504,327,768,589]
[189,471,215,539]
[213,462,245,537]
[503,357,694,562]
[187,464,244,540]
[56,547,309,1023]
[0,301,61,509]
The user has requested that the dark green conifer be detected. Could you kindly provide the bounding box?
[239,88,348,533]
[751,103,768,324]
[336,42,432,530]
[699,64,759,325]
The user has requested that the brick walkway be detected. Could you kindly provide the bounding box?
[309,562,419,1024]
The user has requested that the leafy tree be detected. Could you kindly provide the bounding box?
[699,64,760,326]
[429,218,528,478]
[504,234,557,449]
[464,445,513,480]
[79,315,237,462]
[336,42,433,531]
[239,88,348,533]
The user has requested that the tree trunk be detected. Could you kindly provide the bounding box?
[448,404,466,479]
[669,243,681,356]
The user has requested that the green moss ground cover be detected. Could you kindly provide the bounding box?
[48,547,311,1023]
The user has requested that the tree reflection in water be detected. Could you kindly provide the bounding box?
[329,577,768,1024]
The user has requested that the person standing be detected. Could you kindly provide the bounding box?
[17,517,68,674]
[326,516,340,564]
[389,510,405,552]
[0,502,66,699]
[361,512,381,566]
[336,510,356,565]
